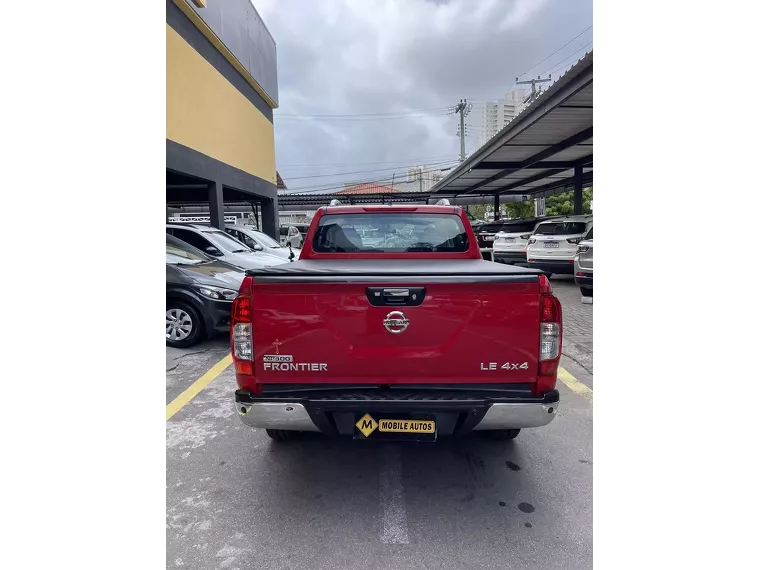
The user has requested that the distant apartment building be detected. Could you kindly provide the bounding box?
[477,89,527,149]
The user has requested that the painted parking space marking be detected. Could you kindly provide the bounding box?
[166,354,233,420]
[558,366,593,405]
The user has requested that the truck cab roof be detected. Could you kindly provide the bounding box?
[320,204,460,215]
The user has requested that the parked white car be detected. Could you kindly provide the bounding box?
[526,215,593,277]
[492,218,547,265]
[166,224,287,270]
[224,225,300,262]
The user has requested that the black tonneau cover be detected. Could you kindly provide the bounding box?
[246,259,543,282]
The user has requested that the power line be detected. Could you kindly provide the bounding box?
[283,165,456,194]
[275,108,456,121]
[517,24,593,79]
[284,169,448,193]
[278,155,458,168]
[275,113,455,122]
[542,42,593,77]
[470,23,592,104]
[275,106,453,117]
[281,159,459,181]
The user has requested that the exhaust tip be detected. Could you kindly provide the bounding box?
[240,406,247,415]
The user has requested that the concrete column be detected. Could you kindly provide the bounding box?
[260,196,279,240]
[494,193,501,220]
[573,165,583,215]
[208,181,225,229]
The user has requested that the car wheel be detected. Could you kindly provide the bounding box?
[580,286,593,298]
[266,429,299,441]
[166,301,204,348]
[481,429,521,441]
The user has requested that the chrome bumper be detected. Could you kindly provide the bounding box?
[472,401,559,430]
[235,402,320,432]
[235,400,558,432]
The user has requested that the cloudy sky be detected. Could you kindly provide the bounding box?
[254,0,593,193]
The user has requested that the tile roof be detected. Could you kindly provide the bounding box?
[336,182,398,195]
[276,171,287,189]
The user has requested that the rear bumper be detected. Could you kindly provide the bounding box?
[527,259,575,274]
[574,274,593,287]
[493,251,527,264]
[234,387,559,436]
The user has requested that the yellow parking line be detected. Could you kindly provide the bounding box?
[166,354,233,420]
[558,367,593,405]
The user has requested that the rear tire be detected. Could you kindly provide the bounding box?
[266,429,299,441]
[481,429,521,441]
[580,286,593,298]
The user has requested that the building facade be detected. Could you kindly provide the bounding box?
[405,166,448,192]
[477,89,527,149]
[166,0,280,237]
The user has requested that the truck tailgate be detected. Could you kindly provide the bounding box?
[251,269,541,385]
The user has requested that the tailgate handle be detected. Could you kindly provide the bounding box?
[366,287,425,306]
[384,288,409,298]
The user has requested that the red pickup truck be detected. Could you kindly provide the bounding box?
[230,204,562,442]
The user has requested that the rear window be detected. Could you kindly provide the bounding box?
[498,222,538,234]
[534,221,588,236]
[313,213,469,253]
[476,223,508,233]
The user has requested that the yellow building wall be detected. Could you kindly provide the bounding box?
[166,24,276,185]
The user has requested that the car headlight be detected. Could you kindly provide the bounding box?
[197,285,238,301]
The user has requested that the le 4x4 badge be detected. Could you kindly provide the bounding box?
[480,362,529,371]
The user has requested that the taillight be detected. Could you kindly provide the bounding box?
[535,280,562,395]
[231,276,255,383]
[527,238,537,245]
[577,244,590,253]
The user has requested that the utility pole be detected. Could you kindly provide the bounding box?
[419,167,423,192]
[516,75,552,105]
[453,99,473,162]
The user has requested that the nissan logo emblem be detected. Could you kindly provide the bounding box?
[383,311,410,334]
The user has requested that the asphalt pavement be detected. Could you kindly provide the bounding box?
[166,279,593,569]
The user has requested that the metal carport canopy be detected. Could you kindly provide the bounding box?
[429,51,592,199]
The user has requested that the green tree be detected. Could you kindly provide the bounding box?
[505,200,535,219]
[545,187,593,216]
[467,204,488,220]
[466,200,535,221]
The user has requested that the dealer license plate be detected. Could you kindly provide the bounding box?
[544,241,560,248]
[355,413,436,441]
[484,236,494,241]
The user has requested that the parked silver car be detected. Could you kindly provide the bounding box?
[574,227,593,297]
[166,224,286,270]
[224,225,300,261]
